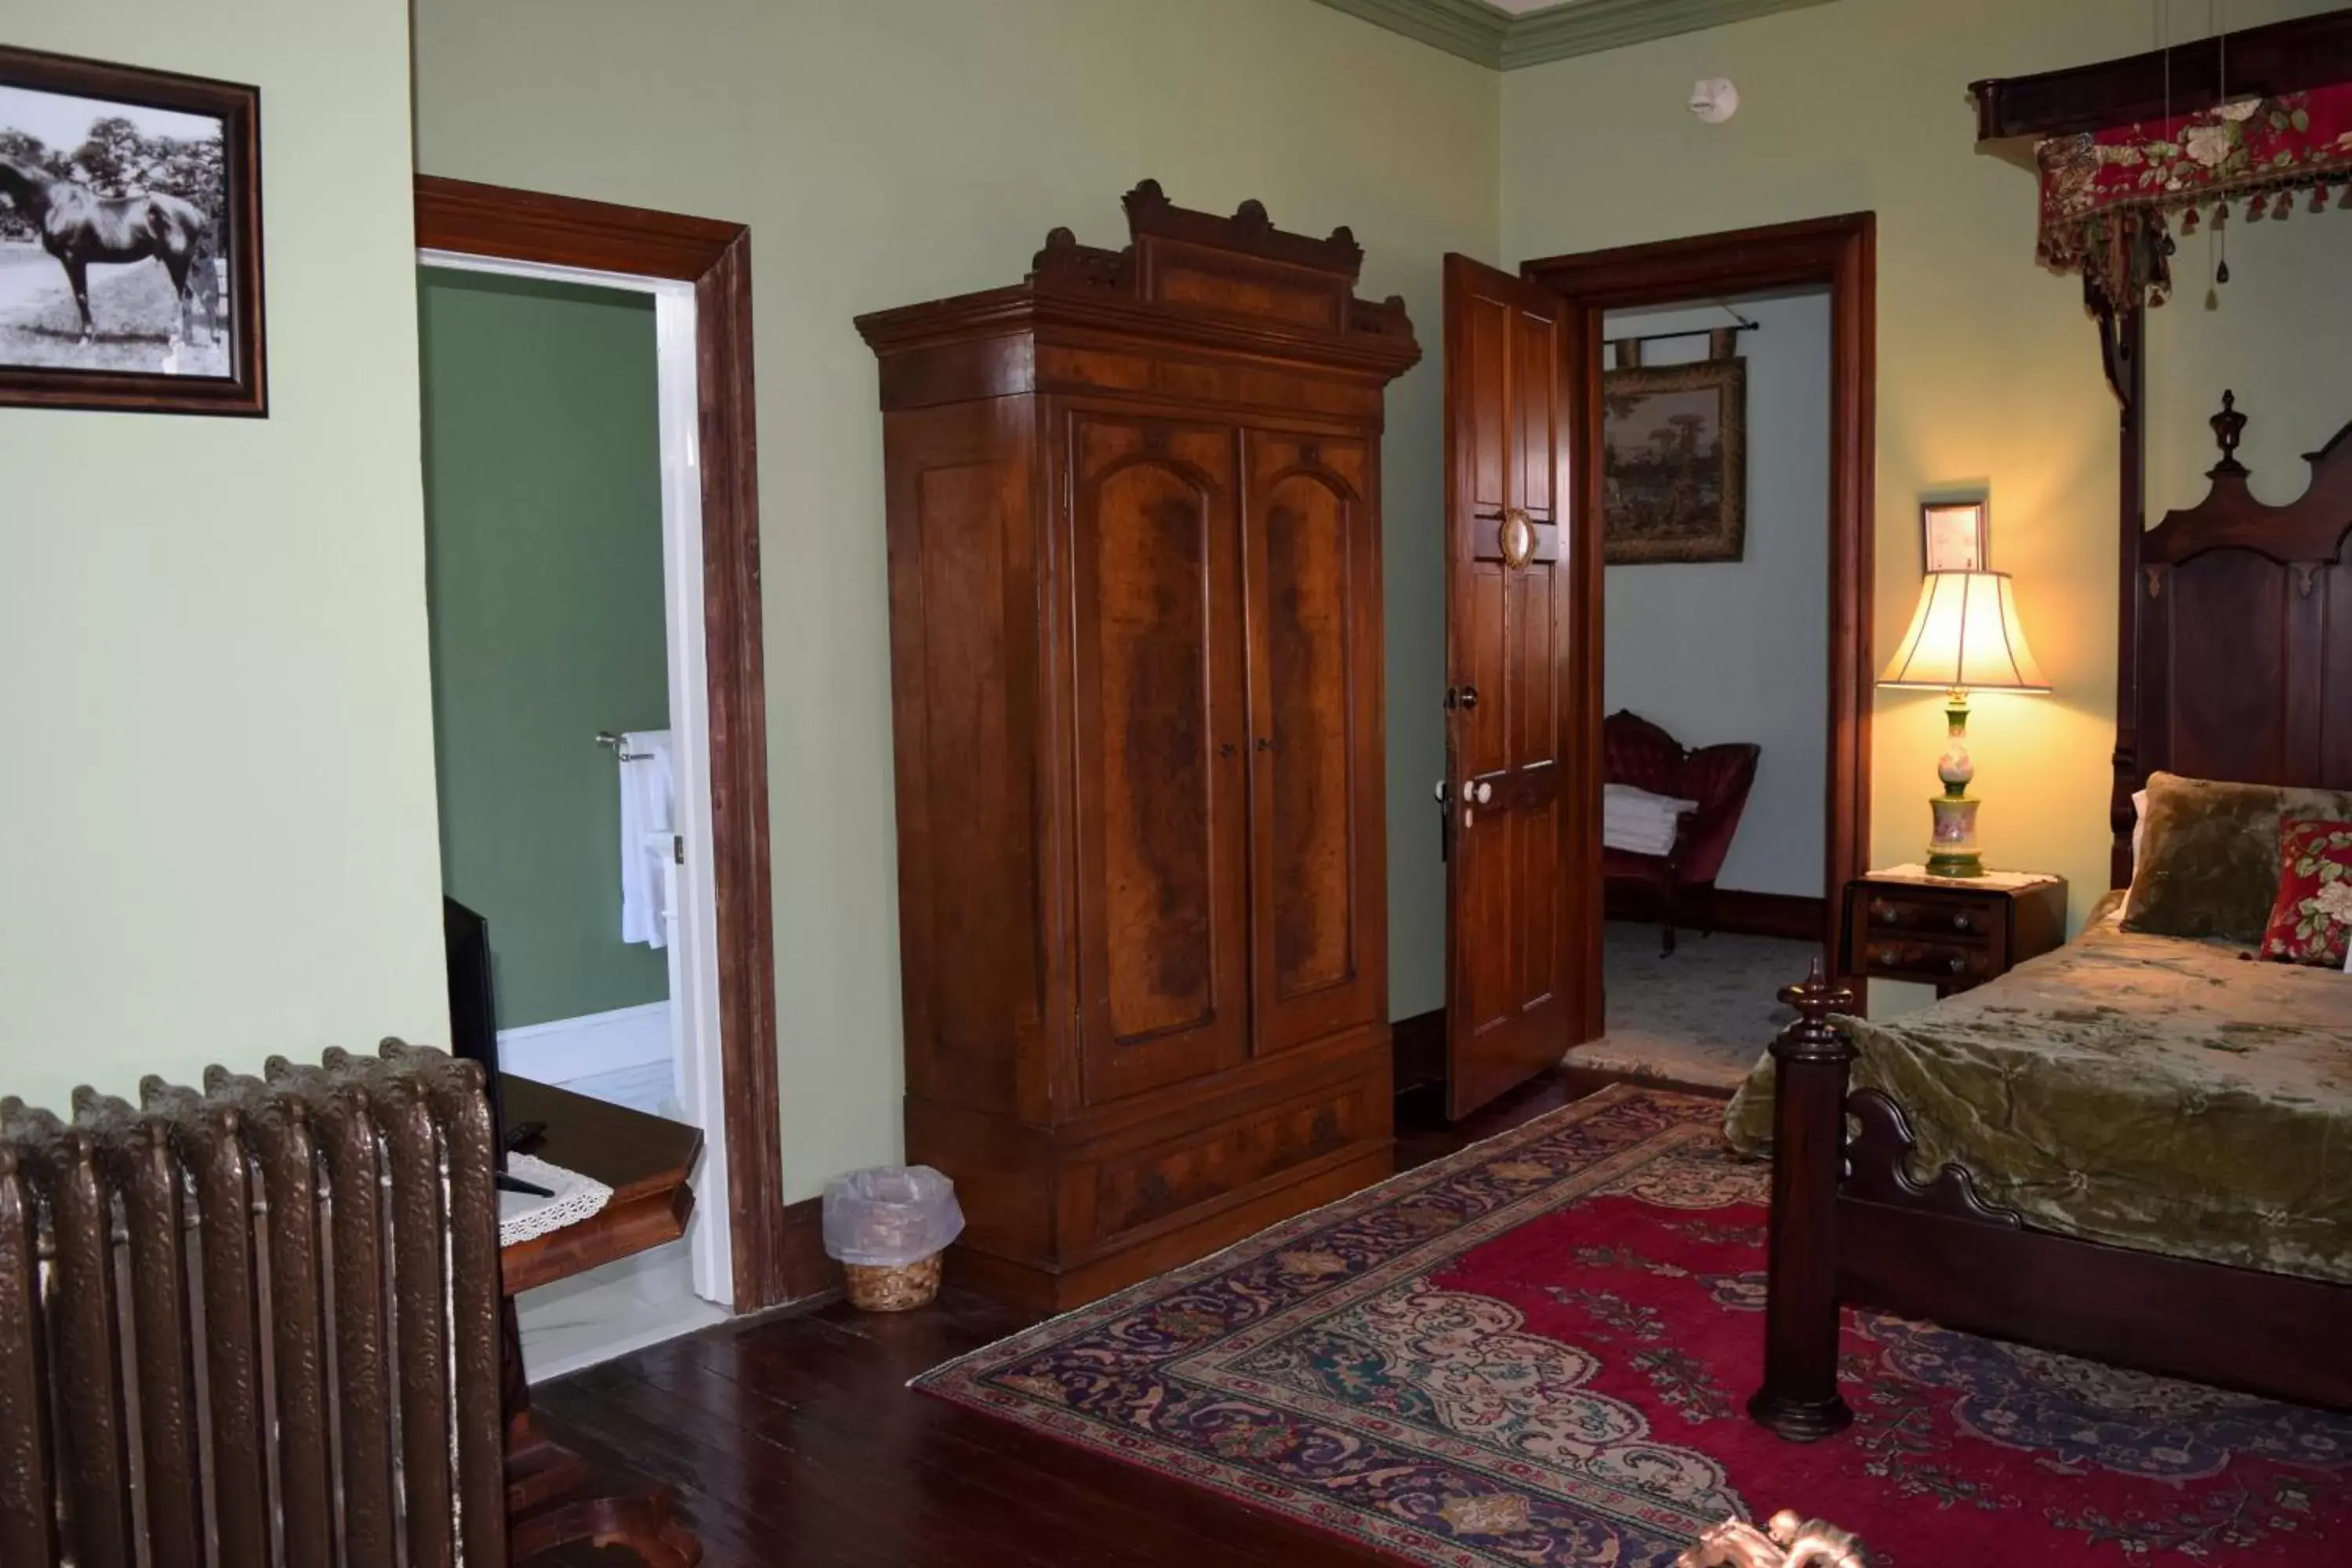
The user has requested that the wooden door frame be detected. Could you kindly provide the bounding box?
[414,176,789,1312]
[1519,212,1876,980]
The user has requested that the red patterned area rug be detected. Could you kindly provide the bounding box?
[913,1087,2352,1566]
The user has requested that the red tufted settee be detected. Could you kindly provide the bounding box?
[1602,709,1761,955]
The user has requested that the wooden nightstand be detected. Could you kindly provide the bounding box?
[1843,866,2068,999]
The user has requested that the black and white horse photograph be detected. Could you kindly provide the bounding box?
[0,85,228,376]
[0,46,262,414]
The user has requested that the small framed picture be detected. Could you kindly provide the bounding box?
[0,45,264,416]
[1921,499,1987,573]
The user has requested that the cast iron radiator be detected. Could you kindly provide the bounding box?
[0,1041,508,1566]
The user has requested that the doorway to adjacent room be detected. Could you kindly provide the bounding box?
[413,177,789,1370]
[1573,285,1835,1090]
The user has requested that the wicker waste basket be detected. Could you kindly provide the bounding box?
[822,1165,964,1312]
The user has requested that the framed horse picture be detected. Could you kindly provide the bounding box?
[0,45,264,416]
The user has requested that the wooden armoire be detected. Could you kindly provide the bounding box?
[856,182,1420,1309]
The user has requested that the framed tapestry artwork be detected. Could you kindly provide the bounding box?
[1921,499,1988,572]
[0,45,265,416]
[1602,353,1746,564]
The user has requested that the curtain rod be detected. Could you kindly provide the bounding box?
[1604,320,1761,350]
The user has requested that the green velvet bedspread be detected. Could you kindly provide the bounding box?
[1725,904,2352,1284]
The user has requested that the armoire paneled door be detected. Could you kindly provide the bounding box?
[1441,254,1602,1120]
[861,184,1420,1310]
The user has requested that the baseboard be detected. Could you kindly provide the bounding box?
[1709,888,1828,942]
[498,1000,672,1085]
[1604,886,1827,944]
[778,1194,837,1303]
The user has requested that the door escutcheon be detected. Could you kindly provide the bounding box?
[1498,507,1537,571]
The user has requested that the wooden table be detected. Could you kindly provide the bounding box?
[502,1076,706,1567]
[1842,868,2068,1001]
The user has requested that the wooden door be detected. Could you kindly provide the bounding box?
[1243,429,1387,1054]
[1066,410,1253,1106]
[1441,254,1595,1119]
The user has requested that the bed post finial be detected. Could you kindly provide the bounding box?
[1749,958,1859,1443]
[1777,959,1855,1051]
[2210,390,2249,477]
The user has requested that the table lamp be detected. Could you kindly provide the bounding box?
[1878,570,2049,877]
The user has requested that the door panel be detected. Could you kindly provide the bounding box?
[1069,412,1250,1104]
[1246,430,1386,1052]
[1442,254,1593,1120]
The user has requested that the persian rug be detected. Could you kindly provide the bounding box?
[913,1087,2352,1566]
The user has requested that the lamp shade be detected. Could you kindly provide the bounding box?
[1879,570,2050,692]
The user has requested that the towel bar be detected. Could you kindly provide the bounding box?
[595,730,655,762]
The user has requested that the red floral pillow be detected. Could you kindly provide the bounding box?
[2259,818,2352,967]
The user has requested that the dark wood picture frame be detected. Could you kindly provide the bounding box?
[1601,355,1748,564]
[414,176,794,1312]
[1522,213,1877,975]
[0,45,265,416]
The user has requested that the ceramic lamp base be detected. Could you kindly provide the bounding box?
[1927,794,1983,878]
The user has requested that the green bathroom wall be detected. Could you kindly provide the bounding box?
[419,268,670,1029]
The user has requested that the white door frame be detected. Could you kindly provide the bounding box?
[419,248,735,1308]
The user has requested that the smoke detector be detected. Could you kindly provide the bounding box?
[1690,78,1739,124]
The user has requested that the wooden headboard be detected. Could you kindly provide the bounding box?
[2112,393,2352,886]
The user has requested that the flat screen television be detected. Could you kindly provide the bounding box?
[443,896,548,1192]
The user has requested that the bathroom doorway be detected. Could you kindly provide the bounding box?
[414,177,786,1372]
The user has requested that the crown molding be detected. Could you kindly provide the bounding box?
[1309,0,1509,67]
[1307,0,1837,71]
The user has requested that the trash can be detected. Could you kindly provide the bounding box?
[821,1165,964,1311]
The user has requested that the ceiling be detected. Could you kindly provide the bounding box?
[1305,0,1836,70]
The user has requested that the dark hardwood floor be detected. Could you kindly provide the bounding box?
[533,1064,1730,1566]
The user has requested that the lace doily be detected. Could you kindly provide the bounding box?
[498,1152,614,1247]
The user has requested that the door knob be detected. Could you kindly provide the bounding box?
[1457,685,1479,710]
[1473,780,1494,804]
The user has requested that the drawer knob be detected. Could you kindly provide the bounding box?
[1948,954,1967,974]
[1875,947,1896,967]
[1951,913,1973,933]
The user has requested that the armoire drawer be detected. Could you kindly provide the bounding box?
[1079,1067,1383,1252]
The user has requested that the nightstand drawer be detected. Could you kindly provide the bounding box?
[1861,891,1996,941]
[1861,937,1998,986]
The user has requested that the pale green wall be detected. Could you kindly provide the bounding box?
[420,270,670,1029]
[410,0,1501,1201]
[1504,0,2352,939]
[1,0,444,1112]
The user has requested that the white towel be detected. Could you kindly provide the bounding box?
[1602,782,1695,856]
[619,729,675,949]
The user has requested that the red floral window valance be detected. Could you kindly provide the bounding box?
[2038,83,2352,305]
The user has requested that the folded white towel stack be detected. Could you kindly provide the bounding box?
[619,729,676,949]
[1602,782,1696,857]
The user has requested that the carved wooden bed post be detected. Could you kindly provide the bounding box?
[1748,960,1857,1441]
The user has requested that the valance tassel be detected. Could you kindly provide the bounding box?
[2273,190,2295,221]
[2339,182,2352,209]
[2311,184,2331,213]
[2180,205,2201,235]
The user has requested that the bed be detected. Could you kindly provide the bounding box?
[1729,896,2352,1283]
[1741,384,2352,1439]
